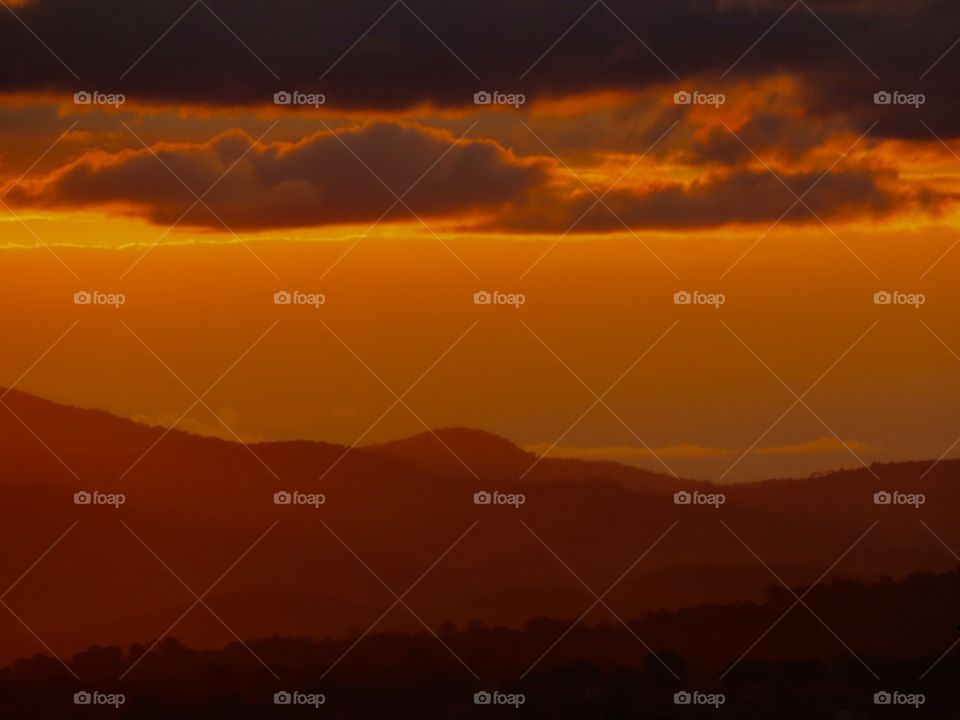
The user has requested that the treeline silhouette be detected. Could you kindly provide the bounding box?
[2,570,958,718]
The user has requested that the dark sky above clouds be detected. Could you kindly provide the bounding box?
[0,0,955,126]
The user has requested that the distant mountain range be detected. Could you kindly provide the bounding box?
[0,388,957,666]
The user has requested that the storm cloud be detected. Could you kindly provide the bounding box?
[1,0,959,137]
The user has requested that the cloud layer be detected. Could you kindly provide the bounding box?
[8,123,548,230]
[1,0,959,137]
[2,0,958,232]
[8,120,935,233]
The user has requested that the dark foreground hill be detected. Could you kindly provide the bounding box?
[2,569,957,718]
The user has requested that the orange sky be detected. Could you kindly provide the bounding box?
[3,1,960,481]
[1,219,957,481]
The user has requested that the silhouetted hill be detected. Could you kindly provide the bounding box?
[366,428,538,480]
[1,388,958,670]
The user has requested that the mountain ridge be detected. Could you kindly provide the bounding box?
[0,387,958,667]
[9,386,941,489]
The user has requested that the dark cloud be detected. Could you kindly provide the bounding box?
[7,118,945,232]
[483,166,935,233]
[2,0,960,136]
[5,79,949,236]
[7,122,549,230]
[684,111,851,165]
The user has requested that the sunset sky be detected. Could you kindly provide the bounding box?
[2,0,959,480]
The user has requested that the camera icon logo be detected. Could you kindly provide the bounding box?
[473,91,492,105]
[73,91,92,105]
[74,490,92,505]
[274,91,292,105]
[274,491,292,505]
[674,691,692,705]
[74,691,92,705]
[474,691,492,705]
[274,691,292,705]
[673,490,692,505]
[873,291,892,305]
[873,91,892,105]
[473,491,492,505]
[274,291,292,305]
[674,91,692,105]
[473,291,492,305]
[74,290,92,305]
[673,290,692,305]
[874,691,892,705]
[873,490,892,505]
